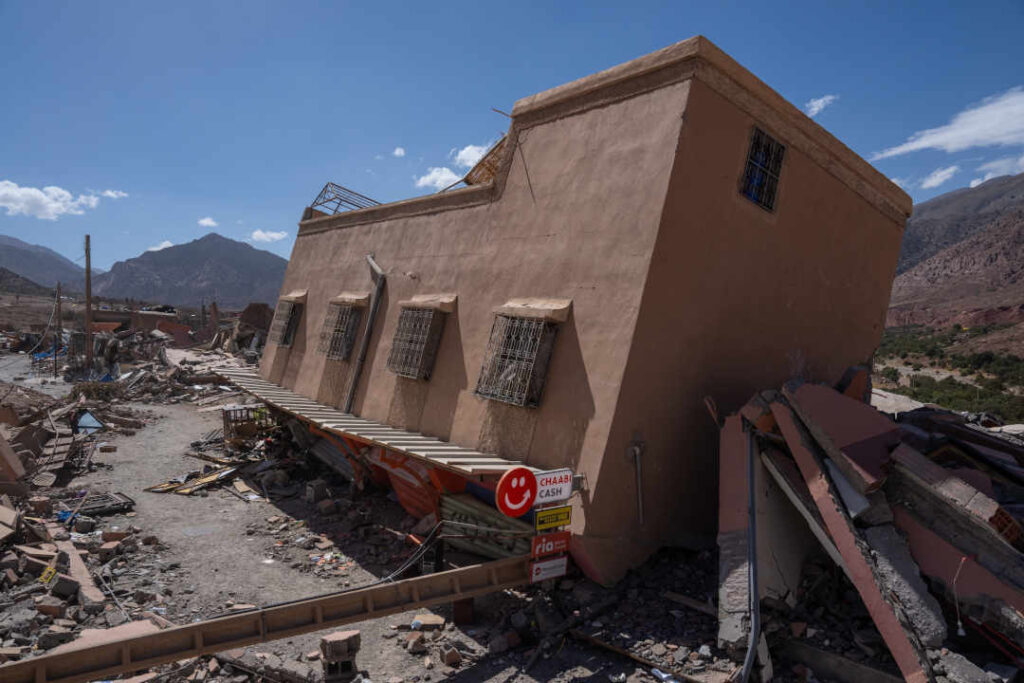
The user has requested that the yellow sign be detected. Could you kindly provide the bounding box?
[38,566,56,584]
[535,505,572,531]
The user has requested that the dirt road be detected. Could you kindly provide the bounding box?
[71,400,638,682]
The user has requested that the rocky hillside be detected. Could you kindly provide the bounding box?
[889,209,1024,326]
[0,235,85,289]
[92,233,287,309]
[0,267,52,296]
[897,172,1024,274]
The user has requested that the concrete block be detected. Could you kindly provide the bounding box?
[96,540,121,561]
[0,551,19,569]
[320,629,360,660]
[50,572,80,599]
[3,567,19,586]
[34,594,66,617]
[411,613,445,631]
[305,479,329,504]
[27,496,52,514]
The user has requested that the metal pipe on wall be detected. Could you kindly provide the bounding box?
[343,253,385,414]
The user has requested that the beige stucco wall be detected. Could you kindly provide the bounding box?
[586,78,906,578]
[260,37,910,584]
[262,81,691,508]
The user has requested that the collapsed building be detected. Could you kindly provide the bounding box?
[238,35,911,584]
[1,35,1022,683]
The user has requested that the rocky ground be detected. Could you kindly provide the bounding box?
[0,353,747,683]
[4,349,964,683]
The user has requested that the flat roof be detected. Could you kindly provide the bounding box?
[298,35,911,238]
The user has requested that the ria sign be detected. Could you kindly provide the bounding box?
[531,530,570,559]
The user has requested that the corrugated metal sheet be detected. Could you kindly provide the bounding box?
[309,438,355,481]
[365,448,438,519]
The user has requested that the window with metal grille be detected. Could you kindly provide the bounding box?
[740,127,785,211]
[269,300,302,347]
[475,315,558,407]
[318,303,362,361]
[387,307,446,380]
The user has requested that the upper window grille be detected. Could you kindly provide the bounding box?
[269,300,302,347]
[318,303,362,361]
[475,315,558,408]
[387,307,447,380]
[740,127,785,211]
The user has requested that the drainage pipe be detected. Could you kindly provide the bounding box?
[344,254,385,414]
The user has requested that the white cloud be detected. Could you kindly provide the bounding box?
[0,180,101,220]
[414,167,461,191]
[147,240,174,252]
[451,143,489,168]
[968,152,1024,187]
[804,94,838,118]
[393,147,406,158]
[249,229,288,243]
[920,165,959,189]
[197,216,218,228]
[101,189,128,199]
[874,87,1024,160]
[889,177,908,189]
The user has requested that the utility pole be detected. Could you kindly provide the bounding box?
[85,235,93,375]
[54,282,61,379]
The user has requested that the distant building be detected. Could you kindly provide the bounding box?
[257,36,910,583]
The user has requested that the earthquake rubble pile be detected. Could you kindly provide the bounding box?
[62,328,174,382]
[1,379,151,489]
[719,370,1024,682]
[1,332,38,353]
[0,382,58,427]
[0,488,197,664]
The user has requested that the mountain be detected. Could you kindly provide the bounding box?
[0,267,52,296]
[0,235,86,289]
[92,233,287,309]
[888,173,1024,330]
[897,172,1024,273]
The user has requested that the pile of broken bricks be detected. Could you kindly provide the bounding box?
[717,368,1024,682]
[0,488,188,663]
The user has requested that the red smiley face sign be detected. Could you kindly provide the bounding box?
[496,467,537,518]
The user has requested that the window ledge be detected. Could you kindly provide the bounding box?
[495,298,573,322]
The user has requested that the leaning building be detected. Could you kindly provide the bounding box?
[232,36,910,584]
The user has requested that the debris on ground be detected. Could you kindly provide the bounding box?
[717,367,1024,682]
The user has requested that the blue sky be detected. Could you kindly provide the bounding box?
[1,1,1022,270]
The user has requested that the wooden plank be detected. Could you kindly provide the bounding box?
[0,556,530,683]
[780,640,902,683]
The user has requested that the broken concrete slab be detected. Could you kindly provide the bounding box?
[862,525,946,647]
[716,414,752,650]
[783,382,900,494]
[890,443,1024,551]
[771,400,930,683]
